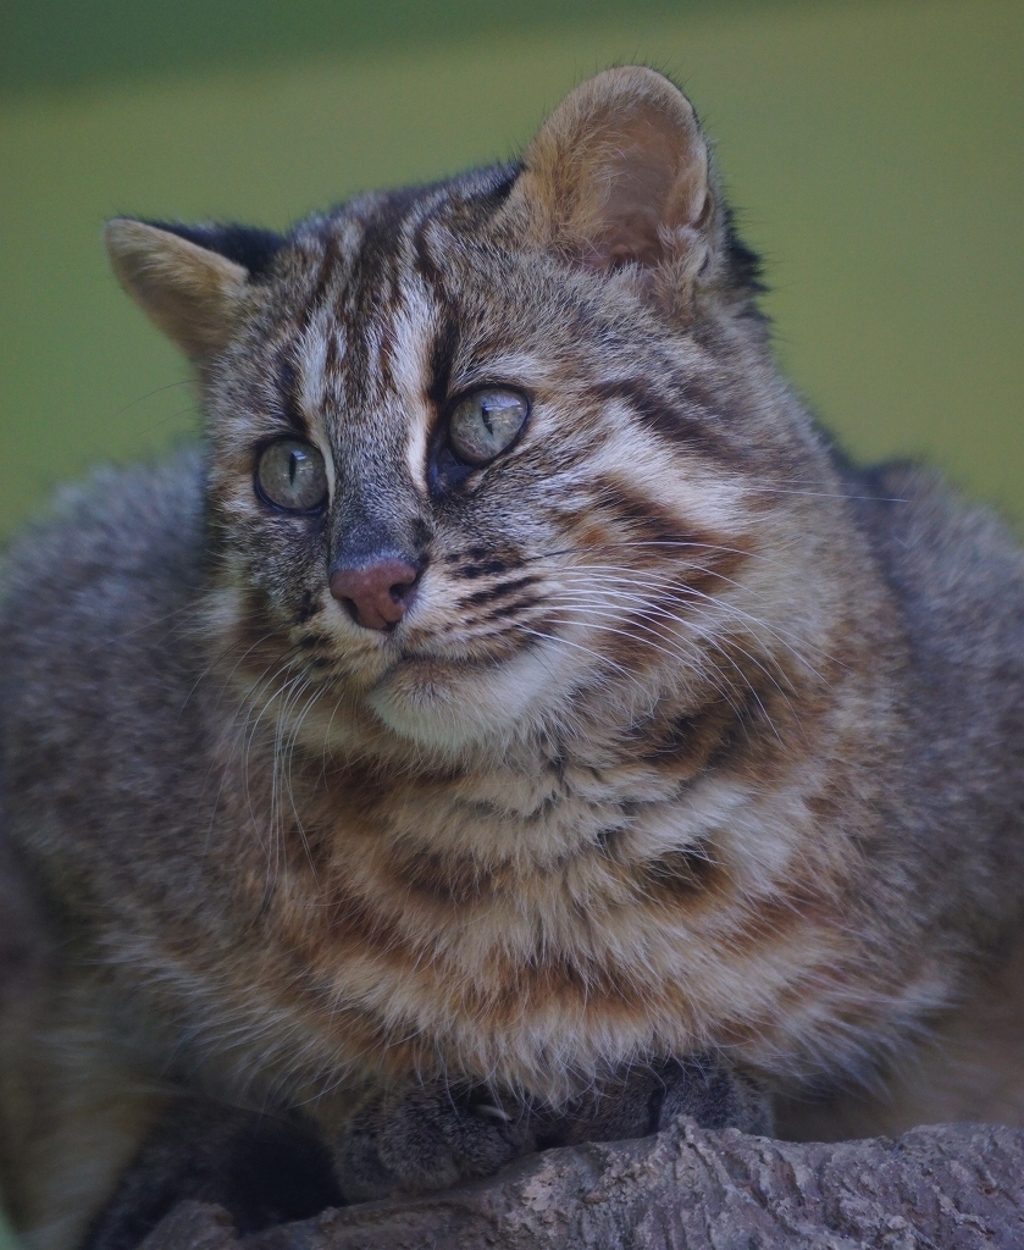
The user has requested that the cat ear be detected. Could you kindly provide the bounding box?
[104,219,283,361]
[505,67,714,278]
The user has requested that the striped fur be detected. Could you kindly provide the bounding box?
[2,68,1023,1247]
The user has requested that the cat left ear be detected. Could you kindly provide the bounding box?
[104,219,283,362]
[503,67,715,280]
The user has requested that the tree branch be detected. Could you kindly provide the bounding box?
[139,1118,1024,1250]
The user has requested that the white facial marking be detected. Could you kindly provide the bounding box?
[296,316,330,418]
[389,285,436,492]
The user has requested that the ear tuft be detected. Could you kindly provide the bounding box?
[504,67,714,278]
[104,219,256,362]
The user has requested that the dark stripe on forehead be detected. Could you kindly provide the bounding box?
[324,327,342,374]
[337,196,433,408]
[277,358,310,436]
[411,210,444,289]
[426,300,460,410]
[300,231,341,332]
[353,190,428,291]
[374,317,397,394]
[407,205,462,412]
[589,377,744,469]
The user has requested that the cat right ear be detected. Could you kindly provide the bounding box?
[501,67,719,288]
[104,219,282,362]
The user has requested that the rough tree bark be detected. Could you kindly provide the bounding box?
[138,1118,1024,1250]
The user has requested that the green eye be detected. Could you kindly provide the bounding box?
[448,388,529,465]
[255,439,328,512]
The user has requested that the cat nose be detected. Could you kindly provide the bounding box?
[329,558,420,631]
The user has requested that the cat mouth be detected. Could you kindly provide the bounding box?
[385,649,499,675]
[384,631,530,671]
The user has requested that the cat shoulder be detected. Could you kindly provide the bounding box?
[842,459,1024,660]
[2,448,207,635]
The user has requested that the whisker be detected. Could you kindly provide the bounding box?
[513,625,661,701]
[550,565,837,678]
[523,539,768,567]
[536,602,769,722]
[111,378,193,418]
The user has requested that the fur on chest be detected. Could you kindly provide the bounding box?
[176,729,929,1105]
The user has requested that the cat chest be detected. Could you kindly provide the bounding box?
[242,788,848,1084]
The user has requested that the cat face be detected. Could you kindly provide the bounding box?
[107,69,835,761]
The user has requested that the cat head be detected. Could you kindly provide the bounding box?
[105,67,837,764]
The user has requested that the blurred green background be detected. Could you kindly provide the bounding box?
[0,0,1021,550]
[0,5,1020,1241]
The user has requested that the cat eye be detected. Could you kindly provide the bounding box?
[447,388,529,466]
[255,439,328,512]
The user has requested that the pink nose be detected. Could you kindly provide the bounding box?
[329,558,419,631]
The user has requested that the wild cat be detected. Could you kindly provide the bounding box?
[1,65,1023,1250]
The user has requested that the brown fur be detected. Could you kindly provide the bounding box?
[1,68,1023,1248]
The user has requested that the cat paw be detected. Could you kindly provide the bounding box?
[331,1058,770,1204]
[332,1081,535,1203]
[653,1055,774,1136]
[540,1055,773,1146]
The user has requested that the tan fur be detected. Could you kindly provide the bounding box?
[507,67,711,273]
[2,68,1023,1246]
[104,219,248,361]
